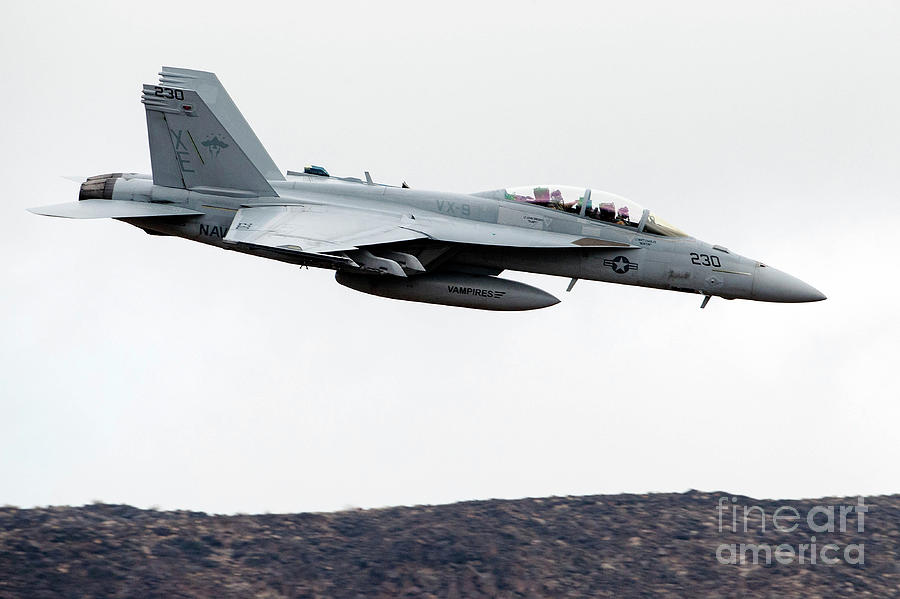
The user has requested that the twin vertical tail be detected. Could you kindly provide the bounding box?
[141,67,283,196]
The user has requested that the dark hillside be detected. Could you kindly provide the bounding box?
[1,491,898,598]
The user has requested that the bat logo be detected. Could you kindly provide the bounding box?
[201,135,229,158]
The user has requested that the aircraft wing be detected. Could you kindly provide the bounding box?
[27,200,204,219]
[223,205,427,254]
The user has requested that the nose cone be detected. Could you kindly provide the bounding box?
[751,266,826,303]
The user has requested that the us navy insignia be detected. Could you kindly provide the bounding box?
[201,135,229,158]
[604,255,638,274]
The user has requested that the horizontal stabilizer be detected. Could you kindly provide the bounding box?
[28,200,203,219]
[224,205,427,254]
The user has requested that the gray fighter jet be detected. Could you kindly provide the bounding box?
[30,67,825,311]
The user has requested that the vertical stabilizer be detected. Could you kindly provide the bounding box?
[142,84,277,196]
[159,67,284,181]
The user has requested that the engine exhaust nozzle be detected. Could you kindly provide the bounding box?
[78,173,123,200]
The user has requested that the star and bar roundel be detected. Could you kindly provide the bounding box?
[603,255,638,274]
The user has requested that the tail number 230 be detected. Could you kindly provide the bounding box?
[154,86,185,101]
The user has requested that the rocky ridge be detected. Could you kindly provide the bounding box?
[1,491,898,598]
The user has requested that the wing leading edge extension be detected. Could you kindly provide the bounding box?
[401,213,636,249]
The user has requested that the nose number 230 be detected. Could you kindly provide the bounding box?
[690,253,721,267]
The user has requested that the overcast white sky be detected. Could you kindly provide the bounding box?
[1,1,898,514]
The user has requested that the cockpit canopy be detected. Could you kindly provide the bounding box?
[500,184,688,238]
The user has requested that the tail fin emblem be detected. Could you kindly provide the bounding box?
[201,135,229,158]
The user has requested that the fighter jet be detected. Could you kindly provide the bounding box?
[29,67,826,311]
